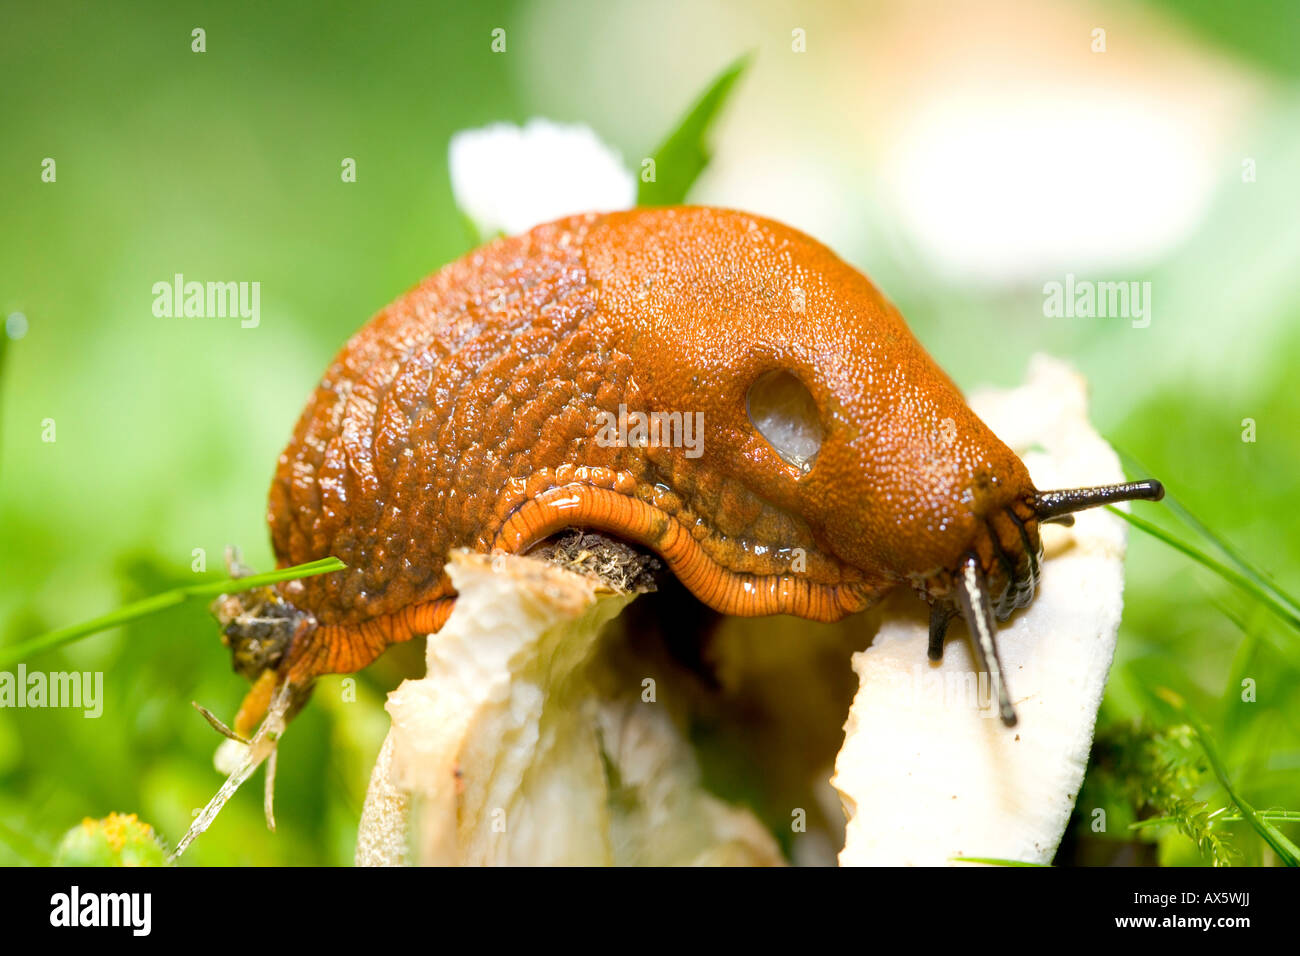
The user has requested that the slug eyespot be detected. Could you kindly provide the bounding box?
[746,369,824,474]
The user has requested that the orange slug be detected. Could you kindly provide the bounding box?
[218,206,1162,733]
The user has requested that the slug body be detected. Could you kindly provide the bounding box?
[224,206,1161,731]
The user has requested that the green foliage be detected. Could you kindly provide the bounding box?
[1085,438,1300,865]
[1109,507,1300,635]
[1117,448,1298,620]
[636,53,751,206]
[1145,0,1300,78]
[1084,722,1239,866]
[1152,687,1300,866]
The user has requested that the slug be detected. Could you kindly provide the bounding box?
[217,206,1162,733]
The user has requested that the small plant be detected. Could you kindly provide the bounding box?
[54,812,169,867]
[1085,721,1239,866]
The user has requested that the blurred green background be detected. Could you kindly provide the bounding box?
[1,0,1297,865]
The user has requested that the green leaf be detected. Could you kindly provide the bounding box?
[0,557,345,668]
[637,52,752,206]
[1150,687,1300,866]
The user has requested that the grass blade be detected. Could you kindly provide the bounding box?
[950,856,1049,866]
[1114,446,1300,620]
[0,557,345,668]
[1109,506,1300,633]
[637,52,752,206]
[1131,810,1300,830]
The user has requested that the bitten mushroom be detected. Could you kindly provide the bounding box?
[357,356,1131,866]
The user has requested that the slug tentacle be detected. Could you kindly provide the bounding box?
[927,603,956,661]
[952,555,1018,728]
[1035,480,1165,521]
